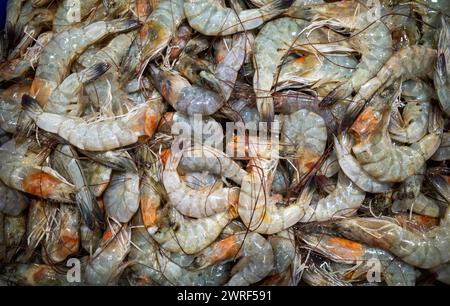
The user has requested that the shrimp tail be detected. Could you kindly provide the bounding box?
[106,18,142,33]
[75,186,105,231]
[263,0,295,18]
[339,99,367,132]
[319,82,352,108]
[80,62,111,83]
[21,94,43,120]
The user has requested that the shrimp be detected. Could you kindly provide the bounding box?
[389,80,434,144]
[128,214,230,286]
[349,86,443,183]
[342,46,437,129]
[162,140,240,218]
[120,0,185,83]
[0,181,29,216]
[80,160,112,197]
[41,204,80,263]
[301,233,416,286]
[0,139,75,203]
[297,171,365,222]
[268,230,296,275]
[294,1,393,108]
[0,81,31,134]
[168,23,193,60]
[434,18,450,117]
[84,220,131,285]
[281,108,327,180]
[253,17,354,121]
[51,144,104,230]
[103,171,139,223]
[44,62,111,116]
[152,207,237,254]
[392,193,442,218]
[194,232,274,286]
[149,64,224,116]
[30,18,141,106]
[333,173,450,269]
[184,0,292,36]
[21,95,164,151]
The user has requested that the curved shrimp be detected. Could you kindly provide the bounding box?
[434,17,450,117]
[103,171,139,223]
[388,80,434,144]
[149,64,224,116]
[42,204,80,264]
[85,220,131,285]
[194,232,274,286]
[349,86,443,183]
[51,144,104,230]
[162,140,240,218]
[120,0,185,83]
[333,173,450,269]
[292,1,393,108]
[184,0,292,36]
[281,108,327,180]
[301,233,416,286]
[22,95,164,151]
[342,46,437,129]
[253,17,354,121]
[44,62,110,116]
[30,18,141,106]
[152,207,237,254]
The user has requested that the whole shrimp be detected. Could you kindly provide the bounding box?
[301,233,416,286]
[342,45,437,129]
[30,18,141,106]
[194,232,274,286]
[388,80,434,144]
[184,0,292,36]
[51,144,104,230]
[42,204,80,263]
[291,1,393,108]
[120,0,185,83]
[162,139,240,218]
[332,172,450,269]
[103,171,139,223]
[253,17,354,121]
[21,95,164,151]
[281,108,327,180]
[434,18,450,117]
[349,86,443,183]
[149,64,224,116]
[152,207,237,254]
[84,220,131,285]
[0,139,75,203]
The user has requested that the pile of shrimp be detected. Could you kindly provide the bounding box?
[0,0,449,286]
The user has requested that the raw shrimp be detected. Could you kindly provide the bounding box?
[194,232,274,286]
[392,193,441,218]
[152,207,237,254]
[389,80,434,144]
[31,18,141,106]
[42,204,80,263]
[103,171,139,223]
[51,144,104,229]
[162,140,240,218]
[268,230,296,275]
[120,0,185,83]
[293,1,393,108]
[45,62,111,116]
[297,171,365,222]
[0,181,29,216]
[0,139,76,203]
[184,0,292,36]
[333,173,450,269]
[80,160,112,197]
[281,108,327,180]
[434,18,450,117]
[22,95,164,151]
[84,221,131,285]
[334,132,392,193]
[349,86,443,183]
[253,17,354,121]
[301,233,416,286]
[149,64,224,116]
[342,46,437,129]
